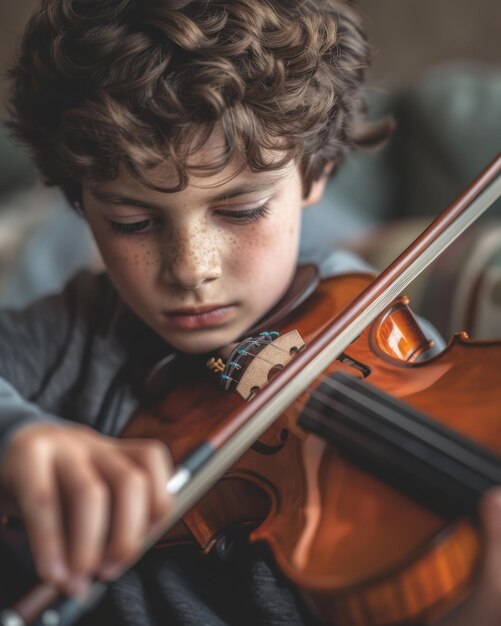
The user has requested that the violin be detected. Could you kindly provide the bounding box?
[2,155,500,626]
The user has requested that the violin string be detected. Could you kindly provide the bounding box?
[313,374,501,479]
[299,404,336,426]
[235,344,291,367]
[302,377,360,414]
[223,375,240,385]
[297,369,385,416]
[286,365,349,411]
[233,335,362,404]
[292,382,499,504]
[235,349,277,366]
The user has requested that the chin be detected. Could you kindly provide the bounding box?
[163,329,240,355]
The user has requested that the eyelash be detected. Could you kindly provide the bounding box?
[216,204,270,223]
[108,204,271,236]
[109,219,158,235]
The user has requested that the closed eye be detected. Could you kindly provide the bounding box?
[106,204,270,235]
[108,218,161,235]
[215,204,270,223]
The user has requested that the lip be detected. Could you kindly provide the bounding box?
[162,304,237,329]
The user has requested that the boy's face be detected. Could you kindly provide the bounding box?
[82,137,326,354]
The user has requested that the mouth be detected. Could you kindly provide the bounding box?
[162,304,237,329]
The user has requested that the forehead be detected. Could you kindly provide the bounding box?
[88,129,297,197]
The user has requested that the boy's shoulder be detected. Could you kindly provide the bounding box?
[0,269,164,425]
[0,269,127,388]
[57,268,122,331]
[315,249,375,278]
[0,268,125,343]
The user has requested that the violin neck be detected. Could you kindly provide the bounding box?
[299,371,501,518]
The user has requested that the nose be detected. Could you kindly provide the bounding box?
[161,222,221,290]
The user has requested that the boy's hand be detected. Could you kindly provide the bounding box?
[434,487,501,626]
[0,422,173,597]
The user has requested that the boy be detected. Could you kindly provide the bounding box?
[1,0,500,624]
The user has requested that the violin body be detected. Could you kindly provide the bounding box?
[121,273,501,626]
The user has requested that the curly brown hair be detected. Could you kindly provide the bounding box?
[8,0,388,205]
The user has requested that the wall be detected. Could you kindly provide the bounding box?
[358,0,500,87]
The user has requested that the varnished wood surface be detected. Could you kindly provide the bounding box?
[122,273,501,625]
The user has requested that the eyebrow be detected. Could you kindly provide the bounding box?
[90,182,279,211]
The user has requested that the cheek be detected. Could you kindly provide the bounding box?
[94,232,159,292]
[229,214,300,284]
[259,209,301,256]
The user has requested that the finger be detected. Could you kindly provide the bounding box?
[92,453,150,580]
[479,487,501,593]
[56,454,109,590]
[119,439,173,523]
[10,445,67,585]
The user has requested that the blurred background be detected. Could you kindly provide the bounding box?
[0,0,500,339]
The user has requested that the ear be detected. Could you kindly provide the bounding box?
[302,161,335,208]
